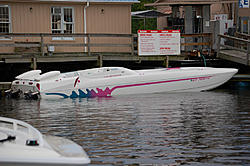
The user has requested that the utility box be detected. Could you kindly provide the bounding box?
[47,46,54,56]
[210,16,233,49]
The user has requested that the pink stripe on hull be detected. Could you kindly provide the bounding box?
[110,75,213,92]
[81,75,214,97]
[167,67,181,70]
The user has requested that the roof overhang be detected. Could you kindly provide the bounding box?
[1,0,140,3]
[131,10,170,18]
[144,0,237,6]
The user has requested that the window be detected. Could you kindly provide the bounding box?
[51,7,74,40]
[0,5,11,40]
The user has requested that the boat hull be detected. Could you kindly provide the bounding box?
[0,117,90,166]
[8,67,238,99]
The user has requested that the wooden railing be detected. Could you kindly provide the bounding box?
[236,32,250,41]
[217,33,250,65]
[0,33,136,57]
[0,32,213,57]
[180,33,213,49]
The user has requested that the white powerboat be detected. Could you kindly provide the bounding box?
[0,117,91,166]
[6,67,238,99]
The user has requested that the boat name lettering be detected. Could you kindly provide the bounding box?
[191,76,212,82]
[104,74,122,78]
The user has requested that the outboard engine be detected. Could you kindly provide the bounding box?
[24,91,32,100]
[5,89,12,99]
[5,89,21,99]
[31,92,39,100]
[24,91,39,100]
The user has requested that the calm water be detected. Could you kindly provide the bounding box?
[1,90,250,166]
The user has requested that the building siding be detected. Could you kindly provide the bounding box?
[87,4,131,33]
[0,1,132,53]
[86,4,131,52]
[239,8,250,17]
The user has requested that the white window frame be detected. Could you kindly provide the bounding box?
[51,6,74,40]
[0,5,11,40]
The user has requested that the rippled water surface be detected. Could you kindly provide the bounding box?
[1,90,250,166]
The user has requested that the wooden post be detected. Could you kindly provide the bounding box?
[184,36,186,52]
[99,54,103,67]
[31,58,37,70]
[248,20,250,35]
[240,22,244,50]
[131,34,134,56]
[217,35,221,58]
[210,33,213,50]
[88,33,91,55]
[236,2,239,32]
[165,55,169,68]
[41,34,44,57]
[247,42,249,66]
[241,20,244,33]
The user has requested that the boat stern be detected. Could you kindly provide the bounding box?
[6,80,41,99]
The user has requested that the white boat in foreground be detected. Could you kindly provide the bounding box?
[0,117,91,166]
[6,67,238,99]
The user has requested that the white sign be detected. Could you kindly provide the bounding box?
[138,30,180,56]
[239,0,249,8]
[215,14,227,20]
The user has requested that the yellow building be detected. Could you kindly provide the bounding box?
[0,0,139,53]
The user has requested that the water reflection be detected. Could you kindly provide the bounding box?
[1,90,250,165]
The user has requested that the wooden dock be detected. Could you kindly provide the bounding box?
[217,33,250,66]
[224,74,250,90]
[0,82,11,97]
[0,32,213,67]
[1,53,186,64]
[1,32,249,67]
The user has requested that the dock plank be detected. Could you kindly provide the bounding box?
[5,56,99,63]
[218,34,250,66]
[4,53,186,63]
[219,49,250,65]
